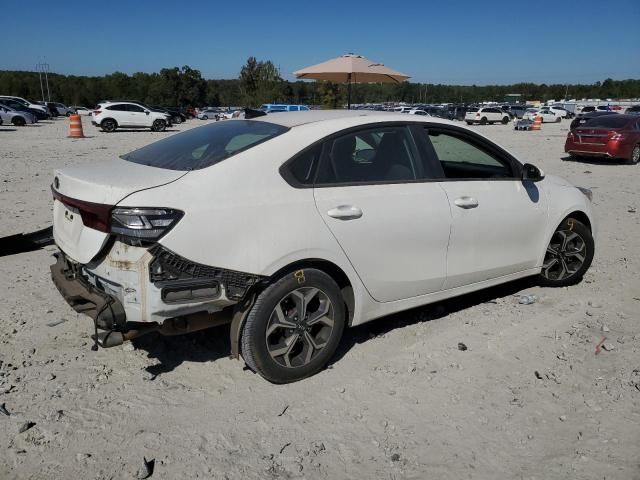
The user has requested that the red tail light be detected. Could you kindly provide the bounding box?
[475,113,480,117]
[51,187,113,232]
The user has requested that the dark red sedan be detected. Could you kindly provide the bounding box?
[565,114,640,165]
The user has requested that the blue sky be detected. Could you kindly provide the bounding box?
[3,0,639,84]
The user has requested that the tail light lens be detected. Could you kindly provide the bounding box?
[475,113,480,117]
[111,208,183,245]
[52,188,113,232]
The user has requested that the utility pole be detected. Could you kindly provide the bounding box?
[37,62,51,102]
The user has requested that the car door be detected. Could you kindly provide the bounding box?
[418,125,548,289]
[126,104,147,126]
[311,124,451,302]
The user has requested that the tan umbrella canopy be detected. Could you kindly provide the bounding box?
[294,53,410,108]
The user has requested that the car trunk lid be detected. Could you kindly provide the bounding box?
[52,158,187,263]
[574,128,613,145]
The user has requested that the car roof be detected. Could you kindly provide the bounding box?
[248,109,456,128]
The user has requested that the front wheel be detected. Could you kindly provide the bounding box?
[13,116,26,126]
[202,115,208,120]
[151,119,166,132]
[556,116,562,123]
[539,218,594,287]
[241,269,345,383]
[502,116,509,124]
[466,121,473,125]
[479,117,488,125]
[626,144,640,165]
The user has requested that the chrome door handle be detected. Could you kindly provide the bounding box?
[327,205,363,220]
[454,196,479,209]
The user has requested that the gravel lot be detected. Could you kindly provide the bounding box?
[1,116,639,480]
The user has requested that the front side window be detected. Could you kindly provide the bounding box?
[426,129,514,179]
[121,120,289,171]
[128,104,144,112]
[316,127,419,184]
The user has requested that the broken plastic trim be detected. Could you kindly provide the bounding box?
[0,226,54,257]
[148,244,264,301]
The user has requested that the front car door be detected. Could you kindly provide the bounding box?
[310,124,452,302]
[126,104,148,126]
[417,125,548,289]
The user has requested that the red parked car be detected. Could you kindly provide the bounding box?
[565,114,640,165]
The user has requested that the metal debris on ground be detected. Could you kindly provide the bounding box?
[519,294,537,305]
[595,337,607,355]
[18,421,36,433]
[278,405,289,417]
[457,342,468,351]
[0,403,9,416]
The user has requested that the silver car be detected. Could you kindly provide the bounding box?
[0,103,36,126]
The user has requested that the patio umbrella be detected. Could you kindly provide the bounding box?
[294,53,410,109]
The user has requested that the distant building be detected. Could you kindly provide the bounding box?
[504,94,522,104]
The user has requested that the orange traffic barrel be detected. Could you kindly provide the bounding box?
[531,116,542,131]
[68,114,85,138]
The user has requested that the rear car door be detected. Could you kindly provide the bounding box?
[310,124,451,302]
[418,125,548,289]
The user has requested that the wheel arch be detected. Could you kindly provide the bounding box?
[100,117,118,127]
[229,257,357,360]
[537,207,595,267]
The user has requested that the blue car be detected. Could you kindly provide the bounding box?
[259,104,310,113]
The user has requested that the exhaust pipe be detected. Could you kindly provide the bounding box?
[93,310,233,348]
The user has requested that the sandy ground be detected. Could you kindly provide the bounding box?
[0,116,639,480]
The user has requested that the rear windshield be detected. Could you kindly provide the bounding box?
[120,120,288,171]
[582,116,630,129]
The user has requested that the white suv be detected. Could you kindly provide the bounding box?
[92,102,170,132]
[465,107,511,125]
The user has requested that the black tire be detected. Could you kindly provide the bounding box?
[502,116,509,124]
[151,119,166,132]
[556,116,562,123]
[241,269,345,383]
[466,121,473,125]
[12,116,26,127]
[101,119,117,132]
[65,112,71,117]
[480,117,488,125]
[539,218,594,287]
[626,144,640,165]
[172,115,183,124]
[202,115,208,120]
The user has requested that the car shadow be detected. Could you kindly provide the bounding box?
[0,128,18,132]
[561,155,628,166]
[132,276,538,377]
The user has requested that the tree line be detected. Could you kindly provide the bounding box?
[1,58,638,108]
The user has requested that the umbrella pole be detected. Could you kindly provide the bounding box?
[347,73,351,110]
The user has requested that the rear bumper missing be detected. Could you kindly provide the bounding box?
[50,252,126,329]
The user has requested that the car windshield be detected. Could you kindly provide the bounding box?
[582,116,630,129]
[121,120,289,171]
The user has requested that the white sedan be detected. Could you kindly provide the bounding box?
[50,111,595,383]
[523,108,562,123]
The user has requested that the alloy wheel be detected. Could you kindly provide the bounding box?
[542,229,587,281]
[265,287,335,368]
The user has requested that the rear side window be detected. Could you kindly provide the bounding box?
[316,126,419,185]
[121,120,289,171]
[107,104,128,111]
[467,107,479,112]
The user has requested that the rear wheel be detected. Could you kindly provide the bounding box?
[151,119,167,132]
[202,115,208,120]
[466,121,473,125]
[101,119,117,132]
[539,218,594,287]
[626,144,640,165]
[241,269,345,383]
[12,116,26,126]
[502,116,509,124]
[556,116,562,123]
[480,117,488,125]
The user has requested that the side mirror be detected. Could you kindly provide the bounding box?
[144,110,150,115]
[522,163,545,182]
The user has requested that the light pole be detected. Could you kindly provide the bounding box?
[36,62,51,102]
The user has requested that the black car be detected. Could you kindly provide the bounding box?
[0,98,48,120]
[625,105,640,115]
[152,106,186,124]
[569,111,618,130]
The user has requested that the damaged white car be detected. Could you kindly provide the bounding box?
[51,110,595,383]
